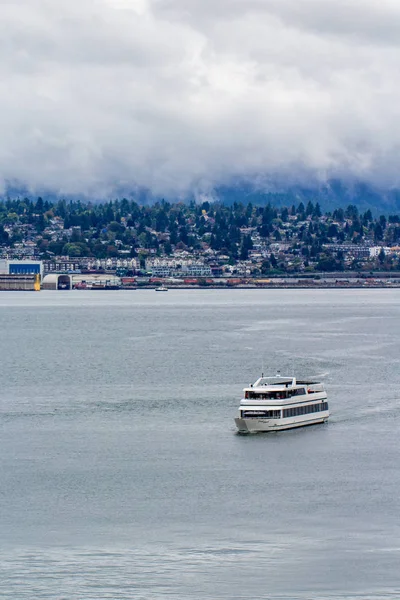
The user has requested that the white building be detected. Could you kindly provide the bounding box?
[369,246,390,258]
[151,265,212,278]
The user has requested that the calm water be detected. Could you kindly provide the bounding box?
[0,289,400,599]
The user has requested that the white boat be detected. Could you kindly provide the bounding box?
[234,374,329,433]
[155,286,168,291]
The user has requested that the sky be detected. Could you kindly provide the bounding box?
[1,0,400,198]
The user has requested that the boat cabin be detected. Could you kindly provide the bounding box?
[244,388,305,400]
[243,376,324,400]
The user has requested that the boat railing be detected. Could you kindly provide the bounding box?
[255,376,295,387]
[306,384,324,393]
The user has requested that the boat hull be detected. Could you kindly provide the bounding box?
[235,413,329,433]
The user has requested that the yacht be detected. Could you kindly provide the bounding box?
[155,285,168,291]
[234,374,329,433]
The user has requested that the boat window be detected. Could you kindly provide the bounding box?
[246,391,289,400]
[242,410,281,419]
[293,388,306,396]
[283,402,328,418]
[271,392,288,399]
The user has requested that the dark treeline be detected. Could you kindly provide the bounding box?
[1,197,400,270]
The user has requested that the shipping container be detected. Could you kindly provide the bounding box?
[227,278,243,285]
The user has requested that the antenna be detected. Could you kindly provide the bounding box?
[262,357,264,378]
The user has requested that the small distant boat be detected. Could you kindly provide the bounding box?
[235,373,329,433]
[155,285,168,292]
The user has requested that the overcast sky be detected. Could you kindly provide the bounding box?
[1,0,400,198]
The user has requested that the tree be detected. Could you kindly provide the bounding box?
[62,243,84,257]
[306,201,314,216]
[261,259,271,274]
[317,255,342,272]
[48,240,64,255]
[35,197,44,212]
[345,204,358,220]
[240,234,253,260]
[259,223,271,238]
[108,221,125,234]
[163,240,172,255]
[71,228,81,242]
[0,225,9,244]
[333,208,345,222]
[374,223,383,242]
[281,207,289,222]
[36,214,46,233]
[178,225,189,246]
[327,224,338,238]
[106,245,119,257]
[313,202,322,218]
[362,209,372,224]
[93,243,107,258]
[262,204,275,225]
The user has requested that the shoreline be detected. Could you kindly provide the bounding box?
[126,283,400,290]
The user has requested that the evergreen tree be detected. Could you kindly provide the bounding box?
[240,234,253,260]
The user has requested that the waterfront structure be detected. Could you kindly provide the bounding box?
[42,257,140,274]
[71,275,121,289]
[41,274,72,290]
[0,259,43,279]
[0,274,40,291]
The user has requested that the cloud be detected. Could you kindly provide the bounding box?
[0,0,400,198]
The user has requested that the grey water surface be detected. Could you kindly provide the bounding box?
[0,289,399,599]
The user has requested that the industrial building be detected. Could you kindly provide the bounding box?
[0,260,43,291]
[0,259,44,279]
[0,274,40,291]
[41,274,72,290]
